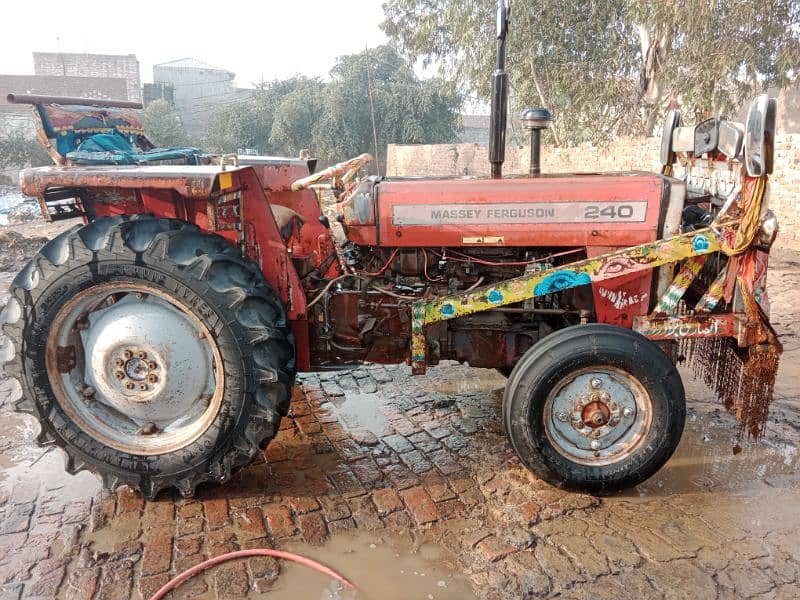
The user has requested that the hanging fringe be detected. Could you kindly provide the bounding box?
[681,336,781,438]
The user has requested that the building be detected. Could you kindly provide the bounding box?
[33,52,141,102]
[143,82,175,107]
[153,58,251,139]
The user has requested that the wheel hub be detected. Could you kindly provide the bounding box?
[46,283,224,456]
[582,401,611,428]
[545,367,652,465]
[81,294,214,422]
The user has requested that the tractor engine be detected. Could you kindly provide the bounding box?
[308,171,685,370]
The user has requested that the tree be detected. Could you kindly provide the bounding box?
[0,129,51,169]
[382,0,800,145]
[203,48,461,169]
[204,77,322,154]
[141,100,190,148]
[315,45,461,171]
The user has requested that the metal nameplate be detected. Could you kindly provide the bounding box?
[392,201,648,225]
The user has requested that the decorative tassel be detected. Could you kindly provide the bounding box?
[683,337,780,438]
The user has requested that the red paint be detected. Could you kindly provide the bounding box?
[340,174,665,248]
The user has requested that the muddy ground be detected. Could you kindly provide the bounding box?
[0,218,798,599]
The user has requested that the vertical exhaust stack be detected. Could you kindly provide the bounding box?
[522,108,553,177]
[489,0,511,179]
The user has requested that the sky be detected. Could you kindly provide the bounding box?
[0,1,390,87]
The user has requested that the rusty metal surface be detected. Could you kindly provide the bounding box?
[20,165,246,198]
[6,93,143,109]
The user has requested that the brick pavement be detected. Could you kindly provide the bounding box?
[0,248,798,599]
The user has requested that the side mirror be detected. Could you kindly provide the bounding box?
[694,118,719,156]
[660,109,680,166]
[744,94,776,177]
[717,121,744,160]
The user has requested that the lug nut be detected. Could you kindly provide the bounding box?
[140,422,158,435]
[125,382,135,390]
[115,371,125,380]
[81,385,95,398]
[147,374,158,384]
[590,439,601,450]
[556,412,568,422]
[123,350,133,359]
[590,378,602,389]
[139,384,148,391]
[114,358,124,367]
[623,407,633,417]
[137,351,147,359]
[148,361,158,370]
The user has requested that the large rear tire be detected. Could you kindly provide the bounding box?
[503,324,685,493]
[0,215,295,498]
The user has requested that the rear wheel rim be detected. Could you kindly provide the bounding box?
[45,281,224,456]
[542,366,652,466]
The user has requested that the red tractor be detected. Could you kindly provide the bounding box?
[0,4,781,498]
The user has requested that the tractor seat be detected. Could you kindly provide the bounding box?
[270,204,305,242]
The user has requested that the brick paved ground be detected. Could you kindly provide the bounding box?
[0,227,799,599]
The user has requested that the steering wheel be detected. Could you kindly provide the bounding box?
[291,153,373,192]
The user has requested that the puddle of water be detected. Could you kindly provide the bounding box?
[0,407,101,498]
[271,533,475,600]
[630,411,799,497]
[332,392,394,436]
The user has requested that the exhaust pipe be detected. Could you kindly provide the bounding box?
[489,0,511,179]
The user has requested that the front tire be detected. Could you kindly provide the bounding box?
[503,324,685,492]
[0,215,295,498]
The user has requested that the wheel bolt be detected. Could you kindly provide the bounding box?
[623,407,633,418]
[556,412,568,422]
[115,371,125,380]
[590,439,601,450]
[123,350,133,359]
[590,378,602,389]
[114,358,124,367]
[148,361,158,370]
[81,385,95,398]
[147,374,158,384]
[139,384,148,391]
[125,382,135,390]
[140,422,158,435]
[137,351,147,359]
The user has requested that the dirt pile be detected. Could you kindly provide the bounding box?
[0,230,49,271]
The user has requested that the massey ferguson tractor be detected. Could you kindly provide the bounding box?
[0,2,782,498]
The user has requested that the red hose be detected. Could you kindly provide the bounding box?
[148,548,356,600]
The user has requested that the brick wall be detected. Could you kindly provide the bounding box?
[33,53,141,102]
[386,134,800,251]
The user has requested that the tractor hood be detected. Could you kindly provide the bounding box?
[337,173,684,249]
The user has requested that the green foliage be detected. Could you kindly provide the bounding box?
[382,0,800,145]
[203,47,461,168]
[141,100,190,148]
[0,129,51,169]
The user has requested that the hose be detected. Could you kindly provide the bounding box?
[148,548,356,600]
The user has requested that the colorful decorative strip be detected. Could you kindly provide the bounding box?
[633,314,738,341]
[653,256,707,314]
[410,227,721,373]
[694,266,727,313]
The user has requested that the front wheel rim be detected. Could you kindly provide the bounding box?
[542,366,653,466]
[45,281,225,456]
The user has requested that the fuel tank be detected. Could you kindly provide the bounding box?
[337,173,684,249]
